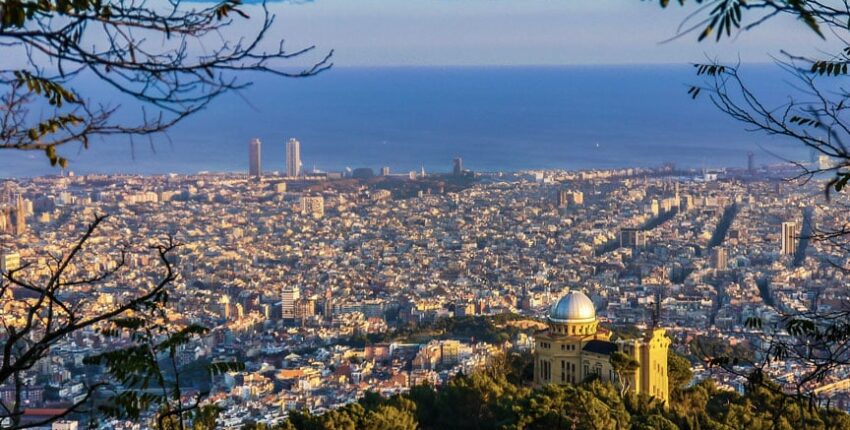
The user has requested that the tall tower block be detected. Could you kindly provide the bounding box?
[248,138,262,178]
[781,221,798,256]
[286,138,301,178]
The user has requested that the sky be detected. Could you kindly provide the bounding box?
[238,0,837,67]
[0,1,835,68]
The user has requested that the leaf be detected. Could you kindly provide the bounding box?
[788,0,824,39]
[745,317,762,330]
[687,86,701,99]
[834,173,850,192]
[157,324,209,350]
[111,317,147,330]
[810,60,849,76]
[207,360,245,376]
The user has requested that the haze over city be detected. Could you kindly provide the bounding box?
[3,1,850,430]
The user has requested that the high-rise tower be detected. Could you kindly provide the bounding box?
[248,138,262,178]
[286,138,301,178]
[558,189,570,208]
[281,285,301,321]
[781,222,798,256]
[452,157,463,176]
[0,207,9,234]
[619,228,645,249]
[711,246,727,270]
[11,195,26,236]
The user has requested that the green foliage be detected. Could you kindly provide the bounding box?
[631,414,679,430]
[810,48,850,76]
[667,352,693,400]
[610,352,639,372]
[512,383,628,430]
[13,71,78,107]
[83,311,236,428]
[690,334,754,363]
[699,0,745,42]
[344,314,532,347]
[189,405,221,430]
[363,405,417,430]
[655,0,823,41]
[268,352,849,430]
[433,371,521,429]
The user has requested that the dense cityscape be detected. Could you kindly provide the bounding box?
[2,137,849,428]
[6,0,850,428]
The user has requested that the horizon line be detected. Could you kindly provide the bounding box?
[325,61,781,69]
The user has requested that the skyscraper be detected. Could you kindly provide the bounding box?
[558,189,570,208]
[619,228,645,249]
[747,151,755,174]
[248,138,262,178]
[0,208,8,234]
[281,285,301,320]
[711,247,727,270]
[452,157,463,176]
[12,195,26,236]
[781,222,798,256]
[323,288,334,320]
[557,190,583,208]
[286,138,301,178]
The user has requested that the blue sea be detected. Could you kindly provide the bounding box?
[0,65,810,178]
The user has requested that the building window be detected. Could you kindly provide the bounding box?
[561,360,566,382]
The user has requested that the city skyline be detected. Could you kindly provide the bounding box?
[4,1,850,428]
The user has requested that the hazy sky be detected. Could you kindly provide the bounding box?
[0,1,834,68]
[247,0,836,66]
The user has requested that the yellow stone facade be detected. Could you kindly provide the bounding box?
[534,291,671,403]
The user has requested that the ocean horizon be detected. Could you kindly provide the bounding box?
[0,64,810,178]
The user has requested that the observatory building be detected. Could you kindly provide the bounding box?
[534,291,670,403]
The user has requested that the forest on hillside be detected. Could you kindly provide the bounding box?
[243,352,850,430]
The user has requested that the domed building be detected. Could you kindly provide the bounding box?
[534,291,671,403]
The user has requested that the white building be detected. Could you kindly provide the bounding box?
[286,138,301,177]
